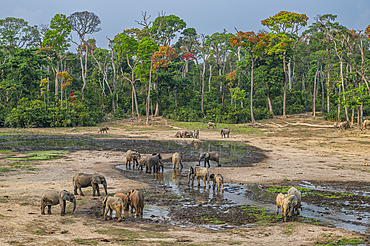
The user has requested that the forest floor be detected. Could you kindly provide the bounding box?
[0,113,369,245]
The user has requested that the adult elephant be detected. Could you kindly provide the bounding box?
[187,166,211,188]
[220,129,230,138]
[41,190,76,216]
[198,151,220,167]
[73,173,107,196]
[145,154,163,173]
[127,190,145,216]
[126,150,141,168]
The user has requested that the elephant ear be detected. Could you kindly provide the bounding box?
[93,176,101,184]
[205,153,210,159]
[60,190,69,201]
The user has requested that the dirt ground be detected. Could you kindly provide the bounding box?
[0,114,369,245]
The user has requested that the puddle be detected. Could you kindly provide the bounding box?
[1,134,369,234]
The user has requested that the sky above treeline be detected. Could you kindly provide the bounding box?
[1,0,369,50]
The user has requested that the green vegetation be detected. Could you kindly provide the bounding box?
[282,179,291,182]
[72,239,98,245]
[315,234,364,246]
[0,149,12,152]
[266,186,312,194]
[1,11,368,128]
[6,150,69,161]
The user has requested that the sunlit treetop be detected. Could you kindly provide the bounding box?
[151,45,177,70]
[365,25,370,42]
[261,11,308,34]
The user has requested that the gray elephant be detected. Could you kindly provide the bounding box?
[220,129,230,138]
[175,131,182,138]
[41,190,76,216]
[282,194,299,222]
[73,173,108,196]
[172,152,183,169]
[126,150,141,168]
[145,154,163,173]
[198,151,220,167]
[288,187,302,214]
[137,157,147,171]
[209,174,224,191]
[193,130,199,139]
[102,196,123,222]
[185,130,193,138]
[127,190,145,216]
[188,166,211,188]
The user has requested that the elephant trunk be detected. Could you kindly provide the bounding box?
[72,200,76,213]
[187,172,191,185]
[103,182,108,195]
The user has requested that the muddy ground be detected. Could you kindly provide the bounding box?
[0,114,369,245]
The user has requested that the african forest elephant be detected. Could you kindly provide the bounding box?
[126,150,141,168]
[208,122,216,129]
[275,193,286,215]
[288,187,302,214]
[193,130,199,139]
[127,190,144,216]
[363,120,370,129]
[209,174,224,191]
[114,193,129,211]
[172,152,183,169]
[98,127,109,133]
[220,129,230,138]
[102,196,123,221]
[73,173,108,196]
[282,194,299,222]
[198,151,220,167]
[188,166,211,188]
[41,190,76,216]
[145,154,162,173]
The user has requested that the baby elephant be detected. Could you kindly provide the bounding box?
[209,174,224,191]
[288,187,302,214]
[275,193,286,215]
[193,130,199,139]
[172,152,183,169]
[102,196,123,222]
[98,127,109,133]
[220,129,230,138]
[41,190,76,216]
[282,194,299,222]
[127,190,144,216]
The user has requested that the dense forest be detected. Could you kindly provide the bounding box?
[0,11,370,128]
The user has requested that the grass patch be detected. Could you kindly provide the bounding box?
[62,218,76,223]
[6,150,69,161]
[72,239,98,245]
[315,235,364,245]
[19,202,30,206]
[266,186,312,194]
[0,149,12,152]
[96,228,139,240]
[282,179,291,182]
[0,199,8,203]
[0,167,11,172]
[33,228,47,235]
[200,217,224,224]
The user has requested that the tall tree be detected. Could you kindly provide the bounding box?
[262,11,308,117]
[68,11,101,99]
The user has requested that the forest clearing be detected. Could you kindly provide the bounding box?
[0,115,369,245]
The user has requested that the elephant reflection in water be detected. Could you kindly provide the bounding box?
[172,168,182,184]
[153,172,164,181]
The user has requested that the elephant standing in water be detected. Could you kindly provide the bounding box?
[41,190,76,216]
[73,173,108,196]
[102,196,123,222]
[188,166,211,188]
[172,152,183,169]
[198,151,220,167]
[127,190,145,216]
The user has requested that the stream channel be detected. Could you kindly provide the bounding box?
[0,134,369,234]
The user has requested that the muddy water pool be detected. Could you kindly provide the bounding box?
[1,134,369,234]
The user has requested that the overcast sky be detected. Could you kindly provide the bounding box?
[1,0,369,50]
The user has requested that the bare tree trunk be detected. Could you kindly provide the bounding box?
[327,50,330,113]
[288,58,292,91]
[302,73,305,90]
[133,84,140,118]
[267,82,273,115]
[131,87,134,117]
[313,58,318,118]
[340,58,349,121]
[250,53,255,123]
[282,52,288,117]
[337,87,341,122]
[321,63,324,111]
[208,64,212,92]
[146,60,153,125]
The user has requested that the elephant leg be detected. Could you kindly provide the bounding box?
[60,200,66,216]
[109,207,113,220]
[221,183,224,192]
[117,208,122,222]
[41,200,46,215]
[74,184,78,195]
[96,184,101,196]
[78,185,84,196]
[180,160,183,169]
[207,160,210,168]
[48,205,52,215]
[213,182,216,190]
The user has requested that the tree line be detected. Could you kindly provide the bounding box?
[0,11,369,127]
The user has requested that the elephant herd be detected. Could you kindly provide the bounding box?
[275,187,302,222]
[40,172,144,223]
[174,127,231,139]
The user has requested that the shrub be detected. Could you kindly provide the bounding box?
[163,106,201,122]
